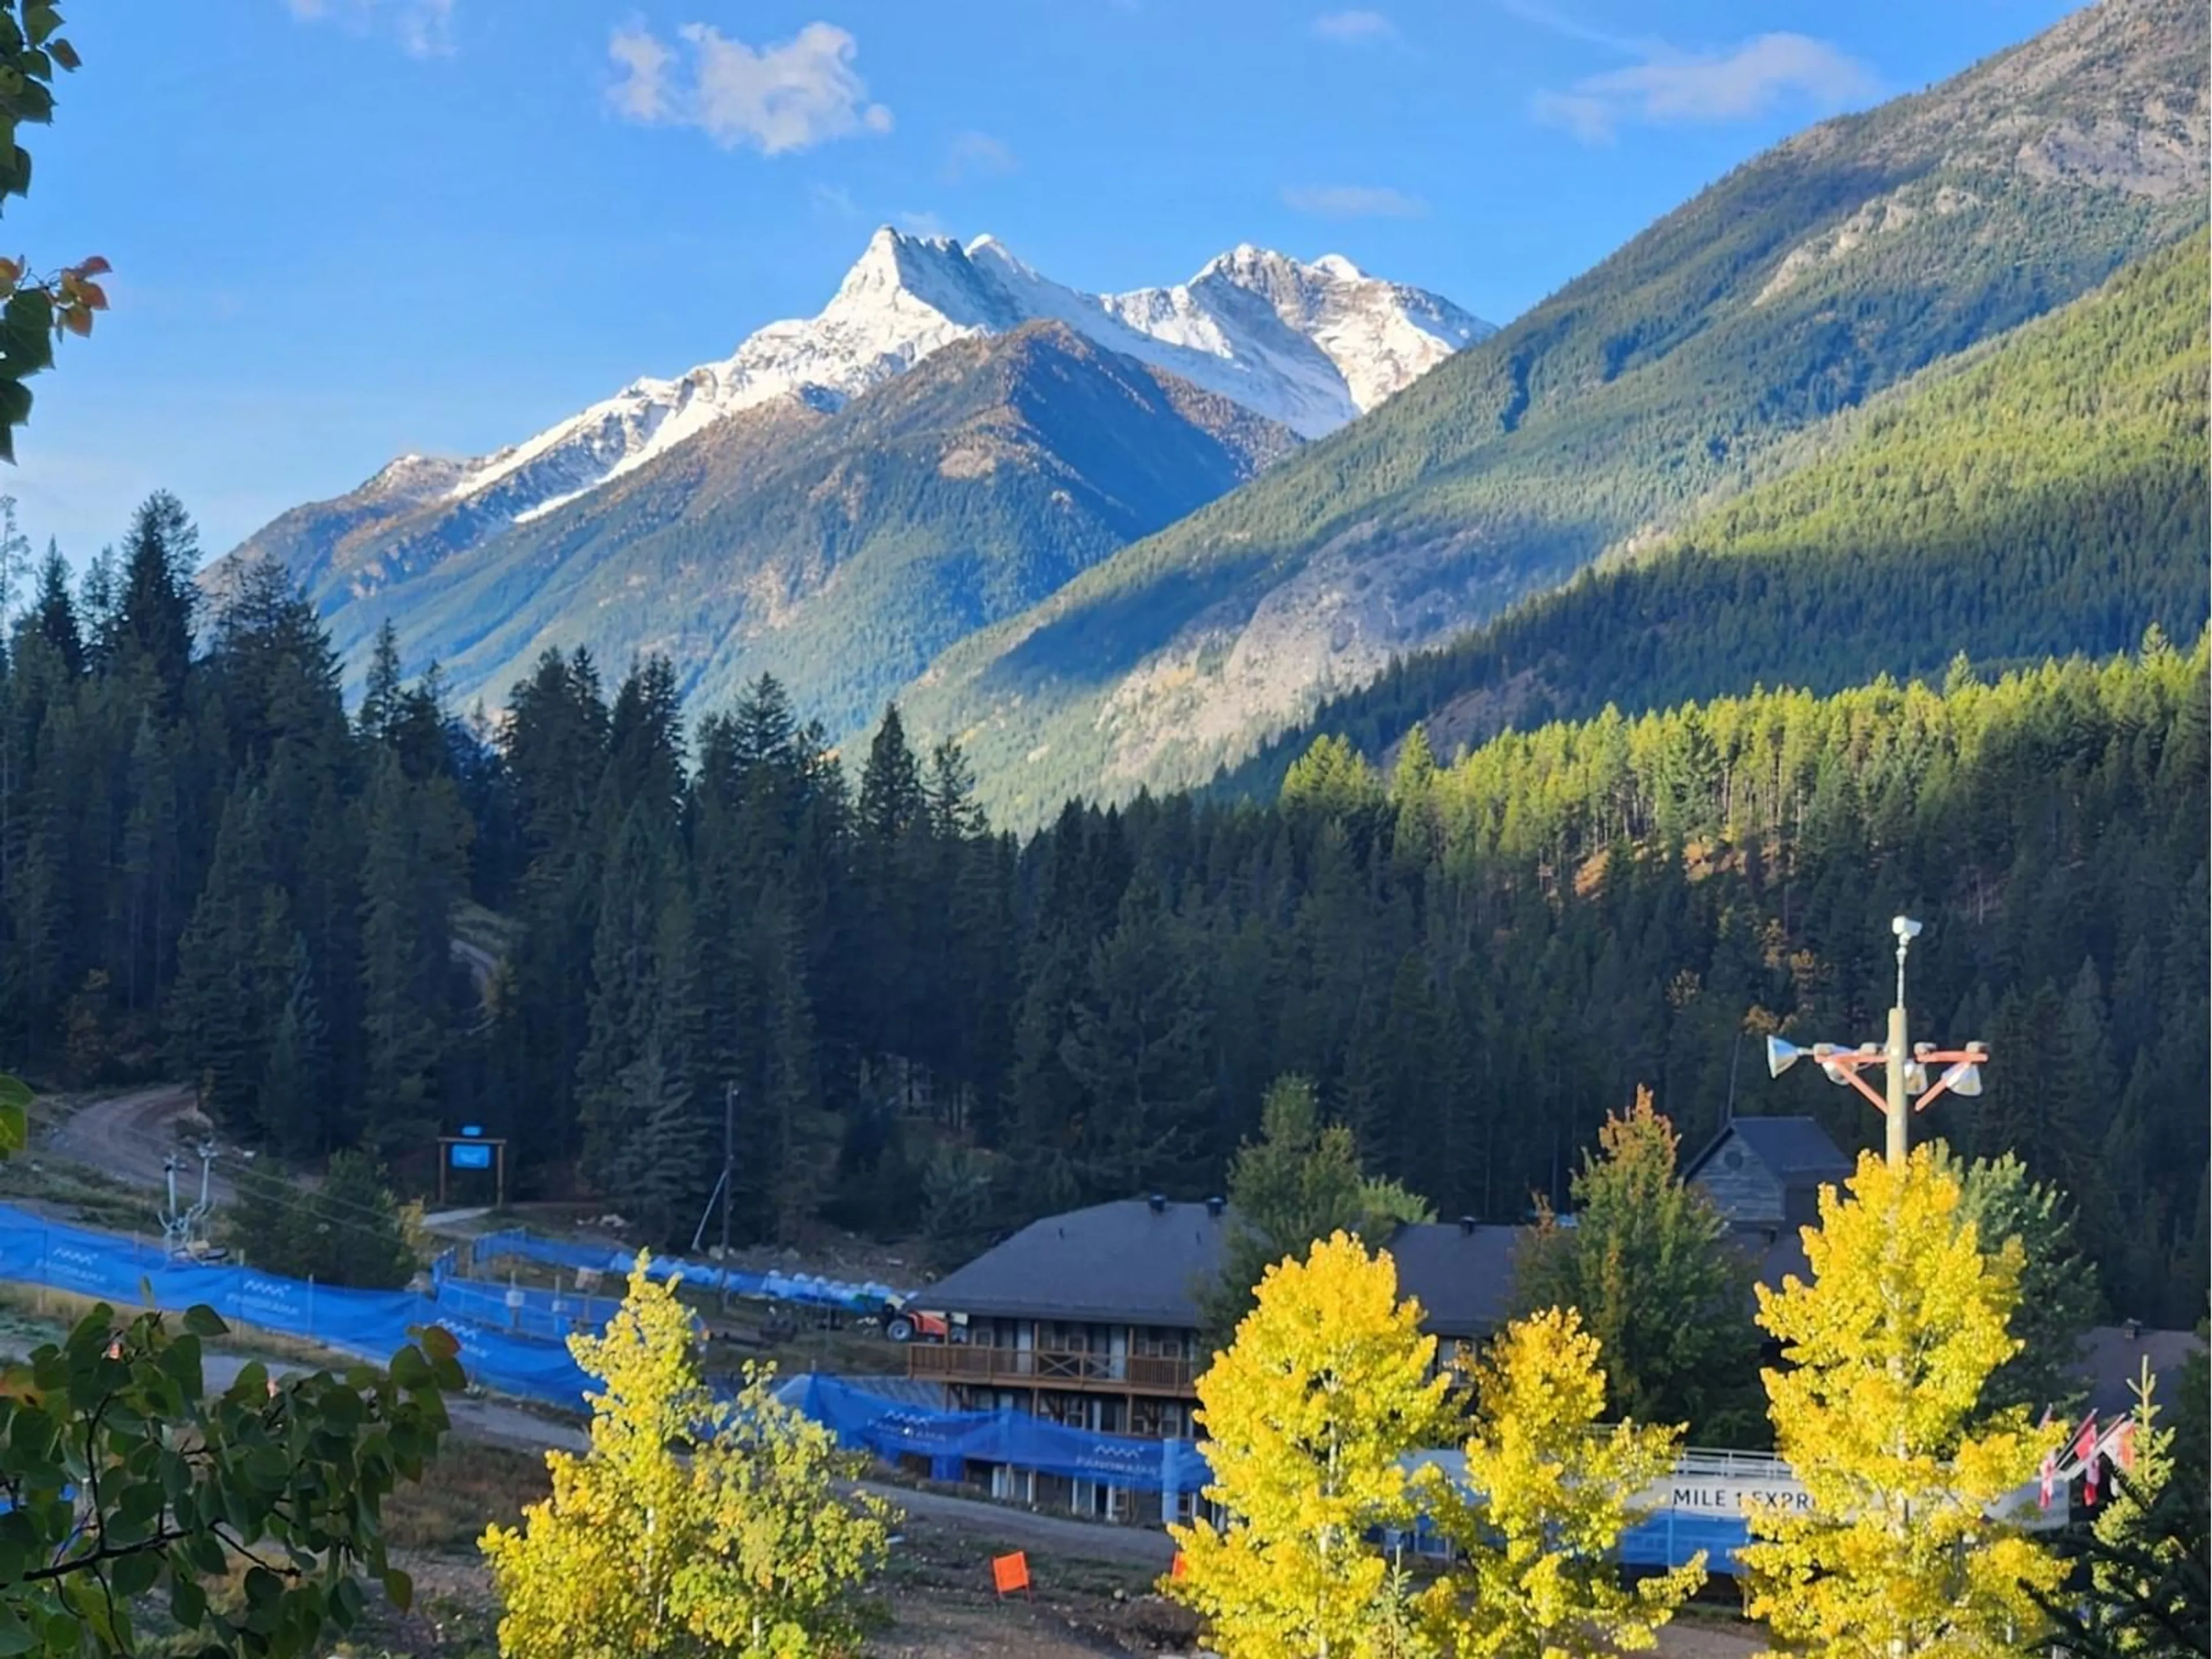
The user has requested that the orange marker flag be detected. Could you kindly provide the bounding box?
[991,1551,1031,1597]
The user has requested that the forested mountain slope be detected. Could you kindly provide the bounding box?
[253,323,1301,736]
[1223,230,2211,796]
[900,0,2209,824]
[6,493,2205,1325]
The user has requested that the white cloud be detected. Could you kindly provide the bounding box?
[1281,183,1428,219]
[897,210,949,238]
[943,130,1016,183]
[607,20,894,156]
[809,182,861,218]
[285,0,455,57]
[1494,0,1649,57]
[1312,9,1397,45]
[1532,32,1879,144]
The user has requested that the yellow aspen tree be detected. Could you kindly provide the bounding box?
[1743,1146,2063,1657]
[480,1255,895,1658]
[1423,1306,1705,1658]
[1166,1230,1454,1659]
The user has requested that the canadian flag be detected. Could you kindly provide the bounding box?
[2071,1413,2100,1465]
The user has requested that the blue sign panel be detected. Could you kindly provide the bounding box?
[449,1142,494,1170]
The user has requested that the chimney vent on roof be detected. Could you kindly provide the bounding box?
[1206,1196,1225,1218]
[1459,1215,1476,1236]
[1147,1193,1167,1214]
[2124,1317,2141,1340]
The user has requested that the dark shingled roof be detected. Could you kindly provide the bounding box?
[1683,1116,1855,1187]
[2069,1324,2207,1419]
[1381,1222,1524,1338]
[922,1200,1232,1327]
[920,1200,1528,1338]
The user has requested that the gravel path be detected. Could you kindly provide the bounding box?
[46,1084,228,1199]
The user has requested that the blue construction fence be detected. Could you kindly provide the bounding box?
[463,1228,910,1316]
[0,1203,594,1405]
[0,1204,1740,1574]
[776,1373,1749,1574]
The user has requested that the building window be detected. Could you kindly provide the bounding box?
[1133,1325,1191,1359]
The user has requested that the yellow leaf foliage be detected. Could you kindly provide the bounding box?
[1166,1230,1454,1659]
[1742,1146,2063,1658]
[1423,1307,1704,1659]
[480,1254,896,1658]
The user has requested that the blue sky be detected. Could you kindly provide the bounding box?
[7,0,2078,563]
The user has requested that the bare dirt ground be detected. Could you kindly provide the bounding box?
[204,1361,1760,1658]
[43,1082,230,1199]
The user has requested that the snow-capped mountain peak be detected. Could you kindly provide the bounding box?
[426,226,1491,525]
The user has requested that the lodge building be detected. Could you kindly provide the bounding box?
[905,1191,1521,1518]
[899,1112,2202,1522]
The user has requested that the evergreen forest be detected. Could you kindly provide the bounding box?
[2,493,2203,1326]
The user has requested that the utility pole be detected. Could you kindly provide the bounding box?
[1764,916,1988,1167]
[1884,921,1912,1169]
[719,1081,736,1310]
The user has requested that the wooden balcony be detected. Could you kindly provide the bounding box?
[908,1342,1198,1396]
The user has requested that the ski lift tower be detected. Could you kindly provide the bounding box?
[158,1153,191,1257]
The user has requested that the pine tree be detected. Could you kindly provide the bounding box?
[29,543,82,676]
[1510,1088,1762,1442]
[759,878,833,1244]
[112,490,198,711]
[1199,1074,1431,1354]
[575,806,672,1182]
[1058,869,1211,1199]
[357,753,456,1154]
[615,1034,707,1248]
[167,790,271,1132]
[1944,1149,2101,1416]
[259,930,330,1158]
[356,619,404,748]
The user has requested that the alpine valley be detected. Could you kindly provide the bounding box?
[895,0,2209,821]
[210,234,1489,732]
[215,0,2207,830]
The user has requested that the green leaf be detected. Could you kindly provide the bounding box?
[0,1602,33,1656]
[389,1345,431,1390]
[381,1566,412,1612]
[110,1548,161,1599]
[243,1445,290,1493]
[168,1563,208,1630]
[181,1305,228,1339]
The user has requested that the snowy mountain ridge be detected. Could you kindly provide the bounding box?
[427,227,1492,528]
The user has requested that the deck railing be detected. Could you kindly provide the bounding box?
[908,1343,1197,1393]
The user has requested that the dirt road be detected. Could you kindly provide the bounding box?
[45,1084,230,1200]
[200,1351,1176,1566]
